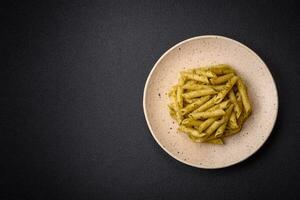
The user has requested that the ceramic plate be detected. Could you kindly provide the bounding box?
[143,35,278,169]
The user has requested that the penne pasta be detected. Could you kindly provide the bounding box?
[224,126,241,137]
[182,83,210,90]
[171,92,183,123]
[195,69,217,78]
[168,85,177,97]
[207,64,235,75]
[181,118,203,127]
[228,112,239,129]
[178,76,186,86]
[205,118,225,135]
[212,85,226,91]
[179,125,206,137]
[192,96,217,113]
[198,117,218,133]
[177,86,184,108]
[237,79,252,116]
[206,138,224,145]
[228,90,242,119]
[182,88,217,99]
[236,92,244,119]
[184,98,201,104]
[168,65,252,144]
[189,135,207,143]
[215,104,234,137]
[207,99,231,111]
[210,73,235,85]
[189,109,225,120]
[180,72,209,84]
[168,104,177,120]
[183,83,225,92]
[180,96,211,115]
[214,76,239,104]
[183,69,195,74]
[185,80,198,85]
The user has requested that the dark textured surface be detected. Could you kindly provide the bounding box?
[2,0,300,199]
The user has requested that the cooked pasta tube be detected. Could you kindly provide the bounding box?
[205,118,226,135]
[215,105,234,137]
[192,96,217,113]
[228,90,242,118]
[236,92,243,119]
[212,85,226,91]
[184,98,201,104]
[207,99,231,111]
[178,76,186,86]
[228,112,239,129]
[183,83,225,91]
[171,93,183,123]
[214,76,239,104]
[207,64,235,75]
[182,83,211,90]
[188,135,207,143]
[180,96,211,115]
[237,79,252,116]
[168,85,177,97]
[177,86,184,108]
[224,126,241,137]
[195,69,217,78]
[182,88,217,99]
[181,118,203,127]
[197,117,218,132]
[180,72,209,84]
[168,104,177,120]
[210,73,235,85]
[189,109,225,120]
[178,125,206,137]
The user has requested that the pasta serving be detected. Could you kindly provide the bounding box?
[168,64,252,145]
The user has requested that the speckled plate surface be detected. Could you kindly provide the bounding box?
[143,35,278,169]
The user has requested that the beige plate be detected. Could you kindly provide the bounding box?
[143,35,278,169]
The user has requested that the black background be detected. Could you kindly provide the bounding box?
[2,0,300,199]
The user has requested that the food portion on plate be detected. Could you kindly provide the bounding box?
[168,64,252,145]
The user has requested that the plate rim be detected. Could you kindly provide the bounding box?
[143,35,279,169]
